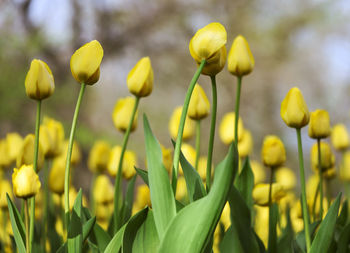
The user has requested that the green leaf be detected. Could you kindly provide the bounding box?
[132,209,160,253]
[220,226,244,253]
[135,167,149,186]
[294,221,320,252]
[56,243,67,253]
[82,217,96,243]
[336,200,347,227]
[158,142,238,253]
[143,114,176,239]
[236,157,254,209]
[228,187,260,253]
[310,193,341,253]
[122,174,137,224]
[336,223,350,253]
[6,194,26,253]
[277,207,294,253]
[268,203,278,253]
[68,189,83,253]
[104,224,126,253]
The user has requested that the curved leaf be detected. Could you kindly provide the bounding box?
[7,194,26,253]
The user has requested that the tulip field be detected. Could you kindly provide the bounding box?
[1,22,350,253]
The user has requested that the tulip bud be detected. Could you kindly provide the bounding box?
[93,175,114,205]
[310,141,334,172]
[160,144,173,174]
[250,160,266,184]
[253,183,286,206]
[261,135,286,168]
[188,84,210,120]
[6,133,23,163]
[331,124,350,151]
[308,110,331,139]
[175,176,188,200]
[219,112,244,144]
[48,158,65,195]
[88,141,111,173]
[16,134,45,171]
[127,57,154,97]
[25,59,55,100]
[227,35,255,77]
[0,139,11,168]
[70,40,104,85]
[197,156,213,181]
[112,97,138,133]
[12,164,41,199]
[180,143,196,175]
[107,146,137,179]
[61,140,81,167]
[238,129,253,158]
[280,87,310,129]
[40,117,65,158]
[0,180,12,209]
[306,174,319,199]
[340,151,350,182]
[132,184,151,214]
[189,22,227,76]
[169,106,195,140]
[275,167,296,191]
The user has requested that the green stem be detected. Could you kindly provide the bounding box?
[312,181,320,222]
[43,160,50,252]
[172,60,206,193]
[195,120,201,170]
[234,76,242,145]
[25,199,30,253]
[113,96,140,232]
[64,83,86,230]
[206,75,217,192]
[317,139,323,220]
[268,169,274,206]
[90,173,98,214]
[296,128,311,252]
[268,168,275,252]
[29,99,41,252]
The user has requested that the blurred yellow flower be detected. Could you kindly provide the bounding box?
[189,22,227,76]
[238,129,253,157]
[161,144,173,174]
[180,143,196,175]
[169,106,195,140]
[127,57,154,97]
[250,160,266,184]
[220,202,231,231]
[6,133,23,163]
[323,167,336,180]
[175,176,187,201]
[219,112,244,144]
[340,151,350,182]
[48,158,65,195]
[261,135,286,168]
[331,124,350,151]
[25,59,55,100]
[93,175,114,205]
[227,35,254,77]
[253,183,286,206]
[275,167,296,191]
[280,87,310,129]
[0,180,12,209]
[41,117,65,158]
[132,184,151,214]
[16,134,45,171]
[108,146,137,179]
[306,174,319,199]
[310,141,334,171]
[197,156,213,182]
[188,84,210,120]
[12,164,41,199]
[70,40,103,85]
[60,140,81,167]
[88,141,111,173]
[0,139,11,168]
[112,96,138,133]
[308,109,331,139]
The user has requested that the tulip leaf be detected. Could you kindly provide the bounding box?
[143,114,176,239]
[336,223,350,253]
[135,167,149,185]
[336,200,348,227]
[277,207,294,253]
[56,243,67,253]
[309,193,341,253]
[228,186,260,253]
[294,221,319,252]
[82,216,96,243]
[158,142,238,253]
[220,226,244,252]
[122,174,137,224]
[68,189,83,253]
[132,209,160,252]
[236,156,254,209]
[103,224,126,253]
[268,203,279,253]
[6,194,26,253]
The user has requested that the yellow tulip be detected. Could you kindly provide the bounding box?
[0,180,12,209]
[41,117,65,158]
[60,140,81,167]
[6,133,23,163]
[253,183,286,206]
[238,129,253,157]
[197,156,213,181]
[323,167,336,180]
[188,84,210,120]
[88,141,111,173]
[127,57,154,97]
[161,144,173,173]
[310,141,334,171]
[93,175,114,205]
[275,167,296,191]
[132,184,151,214]
[227,35,255,77]
[306,174,319,200]
[95,203,113,221]
[220,202,231,231]
[169,106,195,140]
[331,124,350,151]
[12,164,41,199]
[48,158,65,195]
[340,151,350,182]
[219,112,244,144]
[308,109,331,139]
[112,96,138,133]
[175,176,187,200]
[180,143,196,175]
[16,134,45,171]
[250,160,266,184]
[261,135,286,168]
[0,139,11,168]
[107,146,137,179]
[189,22,227,76]
[280,87,310,129]
[254,205,269,247]
[70,40,104,85]
[25,59,55,100]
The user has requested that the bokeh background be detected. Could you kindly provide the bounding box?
[1,0,350,193]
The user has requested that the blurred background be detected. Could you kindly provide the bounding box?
[1,0,350,193]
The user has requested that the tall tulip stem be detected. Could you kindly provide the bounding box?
[317,139,324,220]
[64,83,86,229]
[113,96,140,232]
[195,120,201,170]
[296,128,311,252]
[172,60,206,193]
[234,76,242,145]
[25,199,30,253]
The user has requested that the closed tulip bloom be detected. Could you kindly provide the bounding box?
[12,164,41,199]
[180,143,196,174]
[175,176,187,200]
[188,84,210,120]
[62,140,81,167]
[93,175,114,205]
[16,134,45,171]
[250,160,266,184]
[275,167,296,191]
[41,117,65,158]
[280,87,310,129]
[197,156,213,181]
[169,106,195,140]
[340,151,350,182]
[219,112,244,144]
[107,146,137,179]
[70,40,104,85]
[88,141,111,173]
[227,35,255,77]
[0,139,11,168]
[308,110,331,139]
[113,97,138,133]
[238,129,253,157]
[132,184,151,214]
[310,141,334,171]
[161,144,173,173]
[25,59,55,100]
[127,57,154,97]
[48,158,65,195]
[253,183,286,206]
[6,133,23,163]
[331,124,350,151]
[261,135,286,168]
[189,22,227,76]
[0,180,12,209]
